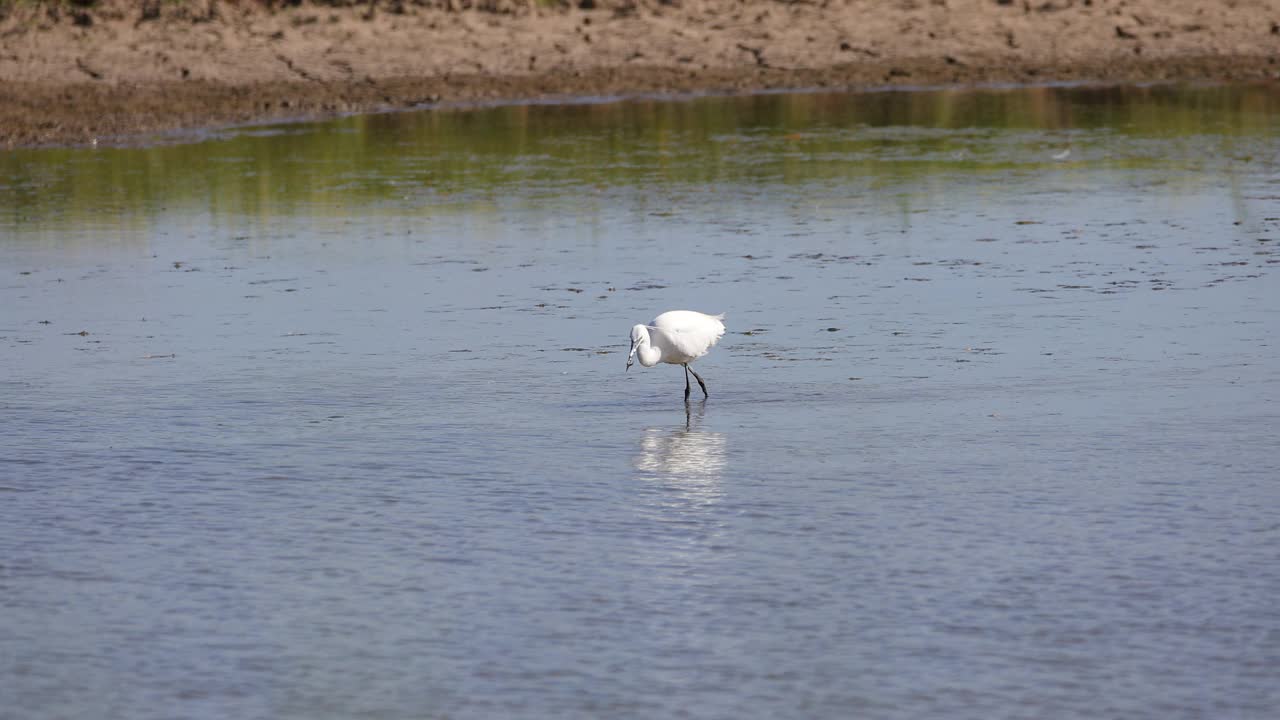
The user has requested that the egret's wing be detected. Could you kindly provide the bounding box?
[650,311,726,359]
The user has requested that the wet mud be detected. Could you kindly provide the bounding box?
[2,0,1279,147]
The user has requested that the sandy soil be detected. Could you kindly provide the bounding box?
[2,0,1278,147]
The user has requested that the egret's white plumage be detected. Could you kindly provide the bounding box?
[626,310,726,398]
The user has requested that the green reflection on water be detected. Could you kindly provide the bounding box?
[1,83,1278,235]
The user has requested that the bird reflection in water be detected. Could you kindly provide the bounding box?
[632,400,727,505]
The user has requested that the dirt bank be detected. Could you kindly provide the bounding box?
[2,0,1278,148]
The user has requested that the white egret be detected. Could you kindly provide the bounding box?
[626,310,726,399]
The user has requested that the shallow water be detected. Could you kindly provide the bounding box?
[2,84,1279,719]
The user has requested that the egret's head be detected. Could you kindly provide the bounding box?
[626,324,647,371]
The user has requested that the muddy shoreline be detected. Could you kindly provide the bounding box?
[3,0,1278,148]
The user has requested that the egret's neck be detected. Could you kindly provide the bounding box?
[636,334,662,367]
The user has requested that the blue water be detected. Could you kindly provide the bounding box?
[2,85,1279,719]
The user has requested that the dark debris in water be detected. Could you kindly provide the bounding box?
[787,253,867,264]
[412,258,479,266]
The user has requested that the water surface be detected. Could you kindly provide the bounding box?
[2,84,1279,719]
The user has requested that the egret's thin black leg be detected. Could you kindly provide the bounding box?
[683,364,691,399]
[688,366,709,398]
